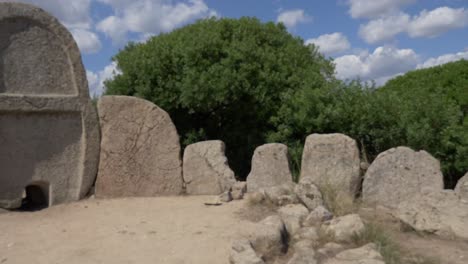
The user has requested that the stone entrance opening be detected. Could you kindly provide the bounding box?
[19,182,50,211]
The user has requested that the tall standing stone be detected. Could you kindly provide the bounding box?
[455,172,468,201]
[247,143,293,192]
[183,140,236,195]
[363,146,444,209]
[0,3,100,209]
[95,96,183,197]
[300,134,361,197]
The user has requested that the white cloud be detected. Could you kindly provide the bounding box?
[86,62,121,97]
[305,32,350,55]
[417,51,468,69]
[3,0,102,54]
[358,13,409,44]
[277,9,311,29]
[96,0,216,43]
[71,29,102,54]
[408,7,468,38]
[334,46,419,85]
[347,0,415,19]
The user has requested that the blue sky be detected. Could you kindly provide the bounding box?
[4,0,468,96]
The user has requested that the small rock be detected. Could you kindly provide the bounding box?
[229,239,265,264]
[295,179,323,211]
[204,196,223,206]
[278,204,309,236]
[323,214,365,242]
[303,206,333,226]
[245,191,266,205]
[316,242,344,258]
[249,215,288,260]
[232,182,247,200]
[263,183,296,205]
[219,191,233,202]
[323,243,385,264]
[293,227,319,244]
[288,240,317,264]
[278,195,300,206]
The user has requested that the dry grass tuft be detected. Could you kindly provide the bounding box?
[318,181,359,216]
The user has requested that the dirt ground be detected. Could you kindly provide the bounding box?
[0,196,257,264]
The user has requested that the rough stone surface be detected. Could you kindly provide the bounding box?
[288,240,317,264]
[363,146,444,209]
[0,3,100,209]
[229,239,265,264]
[396,190,468,240]
[293,227,319,243]
[317,243,344,258]
[295,179,323,211]
[300,134,361,197]
[249,215,287,260]
[278,204,309,236]
[219,191,233,203]
[247,143,293,192]
[303,206,333,226]
[323,243,385,264]
[232,182,247,200]
[324,214,365,242]
[183,140,236,195]
[263,183,297,206]
[96,96,183,197]
[455,172,468,201]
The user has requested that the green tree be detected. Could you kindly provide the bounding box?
[105,17,334,178]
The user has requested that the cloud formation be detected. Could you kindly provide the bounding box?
[347,0,415,19]
[87,62,121,97]
[306,32,350,55]
[417,51,468,69]
[277,9,311,29]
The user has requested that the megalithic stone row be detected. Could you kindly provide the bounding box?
[0,3,100,208]
[95,96,184,197]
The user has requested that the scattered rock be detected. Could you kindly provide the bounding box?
[219,191,233,203]
[293,227,319,243]
[455,172,468,201]
[263,183,296,205]
[183,140,236,195]
[317,243,344,258]
[0,2,100,208]
[323,243,385,264]
[204,196,223,206]
[295,179,323,211]
[247,143,293,192]
[396,190,468,240]
[278,195,300,206]
[300,134,361,197]
[362,146,444,209]
[232,182,247,200]
[245,191,266,205]
[303,206,333,226]
[96,96,183,197]
[278,204,309,236]
[229,239,265,264]
[288,240,317,264]
[249,215,288,260]
[324,214,365,243]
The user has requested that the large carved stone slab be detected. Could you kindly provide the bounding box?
[300,134,361,197]
[183,140,236,195]
[0,3,100,209]
[96,96,183,197]
[363,146,444,209]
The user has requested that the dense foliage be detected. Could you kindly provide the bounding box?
[105,17,467,186]
[105,17,334,177]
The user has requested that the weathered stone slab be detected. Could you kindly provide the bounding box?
[96,96,183,197]
[0,3,100,209]
[300,134,361,197]
[455,172,468,201]
[362,146,444,209]
[247,143,293,192]
[183,140,236,195]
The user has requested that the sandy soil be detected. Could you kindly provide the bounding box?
[0,196,257,264]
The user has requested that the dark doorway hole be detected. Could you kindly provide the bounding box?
[18,183,49,211]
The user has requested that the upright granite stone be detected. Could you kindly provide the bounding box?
[363,146,444,209]
[0,3,100,209]
[455,172,468,201]
[96,96,183,197]
[300,134,361,197]
[247,143,293,192]
[183,140,236,195]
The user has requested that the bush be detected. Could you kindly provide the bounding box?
[105,17,334,178]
